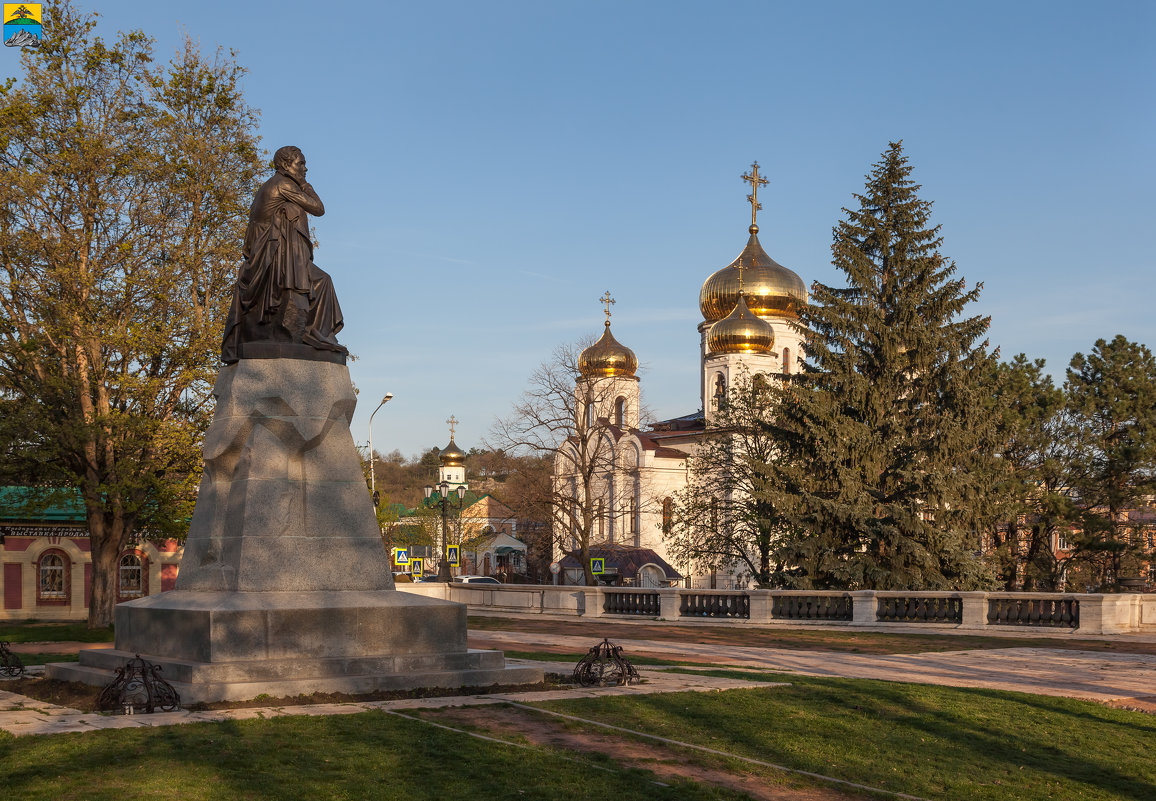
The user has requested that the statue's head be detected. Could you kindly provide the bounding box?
[273,145,303,171]
[273,146,306,181]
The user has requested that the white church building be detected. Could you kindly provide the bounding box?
[552,163,809,588]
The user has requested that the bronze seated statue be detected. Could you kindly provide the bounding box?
[221,145,347,364]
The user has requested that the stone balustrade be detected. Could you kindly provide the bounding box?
[398,583,1156,635]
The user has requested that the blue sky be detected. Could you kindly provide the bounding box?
[32,1,1156,459]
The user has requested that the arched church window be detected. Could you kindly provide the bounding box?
[712,373,726,410]
[38,551,67,602]
[614,396,626,427]
[782,347,791,375]
[752,373,769,398]
[118,552,145,599]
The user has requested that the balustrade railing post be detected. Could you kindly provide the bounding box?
[658,588,680,620]
[583,587,604,618]
[747,589,773,623]
[850,591,877,626]
[960,592,988,630]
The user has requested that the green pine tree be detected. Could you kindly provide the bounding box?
[766,141,997,590]
[987,355,1077,590]
[1064,335,1156,588]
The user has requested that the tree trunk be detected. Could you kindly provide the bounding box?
[86,514,127,629]
[579,539,595,586]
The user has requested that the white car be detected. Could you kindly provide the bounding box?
[453,575,502,584]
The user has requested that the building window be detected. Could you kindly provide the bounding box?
[615,397,626,427]
[118,552,145,599]
[782,347,791,375]
[597,500,605,541]
[662,497,673,534]
[712,373,726,410]
[38,552,67,602]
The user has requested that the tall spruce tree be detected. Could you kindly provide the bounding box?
[766,141,997,590]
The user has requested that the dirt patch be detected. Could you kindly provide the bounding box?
[422,705,868,801]
[3,673,576,714]
[2,678,99,711]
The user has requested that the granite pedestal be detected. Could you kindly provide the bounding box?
[48,359,540,702]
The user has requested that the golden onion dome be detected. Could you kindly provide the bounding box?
[707,294,775,355]
[700,224,807,322]
[579,322,638,378]
[439,438,465,467]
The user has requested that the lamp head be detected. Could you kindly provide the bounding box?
[383,392,393,403]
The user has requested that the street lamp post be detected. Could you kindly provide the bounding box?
[368,393,394,507]
[424,480,466,582]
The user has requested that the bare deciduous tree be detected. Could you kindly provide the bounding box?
[490,342,650,586]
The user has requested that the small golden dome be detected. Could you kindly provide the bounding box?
[700,225,807,322]
[579,323,638,378]
[439,438,465,467]
[707,294,775,355]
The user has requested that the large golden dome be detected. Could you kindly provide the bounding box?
[700,224,807,322]
[439,438,465,467]
[579,323,638,378]
[707,294,775,355]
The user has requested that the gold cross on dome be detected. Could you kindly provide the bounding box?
[446,414,458,439]
[599,291,615,325]
[741,161,769,227]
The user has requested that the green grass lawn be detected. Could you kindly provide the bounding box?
[3,674,1151,800]
[0,709,750,801]
[528,673,1156,801]
[0,621,113,644]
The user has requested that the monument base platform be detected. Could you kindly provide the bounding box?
[48,649,543,704]
[46,590,543,703]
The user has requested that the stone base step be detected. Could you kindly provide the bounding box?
[74,647,506,684]
[46,656,544,704]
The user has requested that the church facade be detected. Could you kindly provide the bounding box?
[552,164,809,588]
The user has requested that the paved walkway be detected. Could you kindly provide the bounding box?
[0,662,782,737]
[469,631,1156,703]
